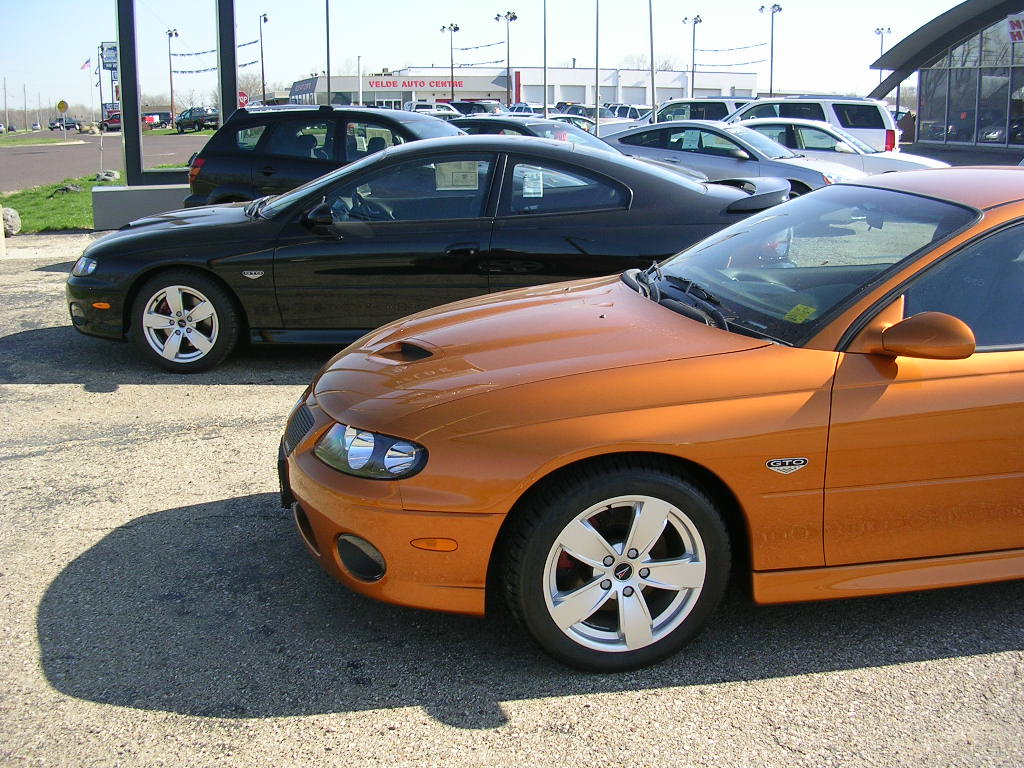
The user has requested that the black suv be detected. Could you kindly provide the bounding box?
[176,107,220,133]
[49,117,80,130]
[183,104,465,207]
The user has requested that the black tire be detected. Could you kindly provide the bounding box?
[177,125,184,134]
[129,269,241,373]
[502,460,730,671]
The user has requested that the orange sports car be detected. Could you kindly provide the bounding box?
[280,167,1024,671]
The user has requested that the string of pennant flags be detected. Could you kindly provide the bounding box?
[173,59,259,74]
[171,39,258,57]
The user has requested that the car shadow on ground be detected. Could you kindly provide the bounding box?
[37,493,1024,728]
[0,325,329,389]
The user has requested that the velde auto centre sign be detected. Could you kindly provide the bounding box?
[1008,13,1024,41]
[367,78,465,90]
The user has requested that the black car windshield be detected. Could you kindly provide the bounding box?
[260,151,385,218]
[526,122,617,152]
[725,125,798,159]
[646,185,975,345]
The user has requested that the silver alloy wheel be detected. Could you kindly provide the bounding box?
[543,494,707,653]
[139,284,219,364]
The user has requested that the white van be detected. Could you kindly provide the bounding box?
[402,102,461,119]
[727,96,900,152]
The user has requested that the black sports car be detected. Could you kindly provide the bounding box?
[66,135,789,372]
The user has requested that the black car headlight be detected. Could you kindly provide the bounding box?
[72,256,97,276]
[314,423,427,480]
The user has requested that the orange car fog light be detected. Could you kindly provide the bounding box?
[411,538,458,552]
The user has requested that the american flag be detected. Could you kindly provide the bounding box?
[80,58,91,71]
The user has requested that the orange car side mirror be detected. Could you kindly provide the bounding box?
[880,311,976,360]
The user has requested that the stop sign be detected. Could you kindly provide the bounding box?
[238,91,249,107]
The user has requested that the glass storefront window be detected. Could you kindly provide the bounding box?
[919,69,949,142]
[982,24,1012,66]
[977,68,1009,144]
[1010,69,1024,144]
[948,69,979,142]
[951,33,981,67]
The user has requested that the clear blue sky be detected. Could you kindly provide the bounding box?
[0,0,960,115]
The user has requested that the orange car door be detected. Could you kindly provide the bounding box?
[824,224,1024,565]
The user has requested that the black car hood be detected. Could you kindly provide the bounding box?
[88,203,256,254]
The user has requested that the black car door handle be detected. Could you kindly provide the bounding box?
[259,165,276,176]
[445,243,478,257]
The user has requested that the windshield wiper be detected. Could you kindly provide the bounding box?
[657,274,730,328]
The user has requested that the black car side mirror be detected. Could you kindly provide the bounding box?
[305,201,335,228]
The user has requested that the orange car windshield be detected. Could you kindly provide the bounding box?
[657,185,975,345]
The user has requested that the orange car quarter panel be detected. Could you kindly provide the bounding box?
[825,348,1024,565]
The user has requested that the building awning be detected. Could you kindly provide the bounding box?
[868,0,1024,99]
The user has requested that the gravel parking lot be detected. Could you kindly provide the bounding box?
[1,233,1022,767]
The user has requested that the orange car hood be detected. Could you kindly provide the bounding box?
[313,276,769,428]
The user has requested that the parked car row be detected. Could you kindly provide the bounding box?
[64,91,1024,673]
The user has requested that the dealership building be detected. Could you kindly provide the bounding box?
[289,66,758,109]
[871,0,1024,148]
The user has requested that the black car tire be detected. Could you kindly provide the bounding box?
[177,125,185,134]
[130,269,241,373]
[502,460,730,671]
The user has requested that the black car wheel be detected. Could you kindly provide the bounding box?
[177,125,185,134]
[502,461,730,671]
[130,270,240,372]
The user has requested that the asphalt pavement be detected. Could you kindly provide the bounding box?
[0,233,1021,767]
[0,132,207,193]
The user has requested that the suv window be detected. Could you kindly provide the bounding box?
[344,121,406,162]
[266,119,333,159]
[778,102,827,121]
[505,161,627,215]
[833,103,885,129]
[235,125,267,151]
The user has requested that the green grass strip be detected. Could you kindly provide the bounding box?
[1,175,119,233]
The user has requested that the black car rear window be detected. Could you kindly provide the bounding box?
[833,103,885,129]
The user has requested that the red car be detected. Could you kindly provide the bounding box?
[99,113,122,132]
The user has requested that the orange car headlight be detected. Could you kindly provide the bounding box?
[314,423,427,480]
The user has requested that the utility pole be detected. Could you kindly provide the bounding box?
[594,0,599,131]
[683,16,702,99]
[648,0,656,122]
[325,1,331,105]
[759,4,782,96]
[495,11,518,106]
[441,23,459,102]
[258,13,269,103]
[98,45,105,119]
[167,30,178,121]
[543,0,548,117]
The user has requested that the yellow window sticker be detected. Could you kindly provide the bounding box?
[784,304,816,323]
[435,161,480,191]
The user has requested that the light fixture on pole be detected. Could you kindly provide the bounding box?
[495,11,518,106]
[874,26,892,85]
[258,13,269,104]
[758,4,781,96]
[166,29,178,122]
[682,15,702,99]
[440,23,460,102]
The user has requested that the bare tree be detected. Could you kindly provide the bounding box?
[619,53,679,71]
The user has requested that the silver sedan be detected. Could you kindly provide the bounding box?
[740,118,950,174]
[602,119,865,194]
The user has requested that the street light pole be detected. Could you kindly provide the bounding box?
[543,0,548,117]
[682,15,702,99]
[441,23,460,102]
[258,13,269,103]
[325,1,331,105]
[759,4,782,96]
[874,26,892,85]
[166,29,178,122]
[648,0,656,122]
[595,0,599,131]
[495,11,518,106]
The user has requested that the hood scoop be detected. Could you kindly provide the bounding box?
[367,340,435,364]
